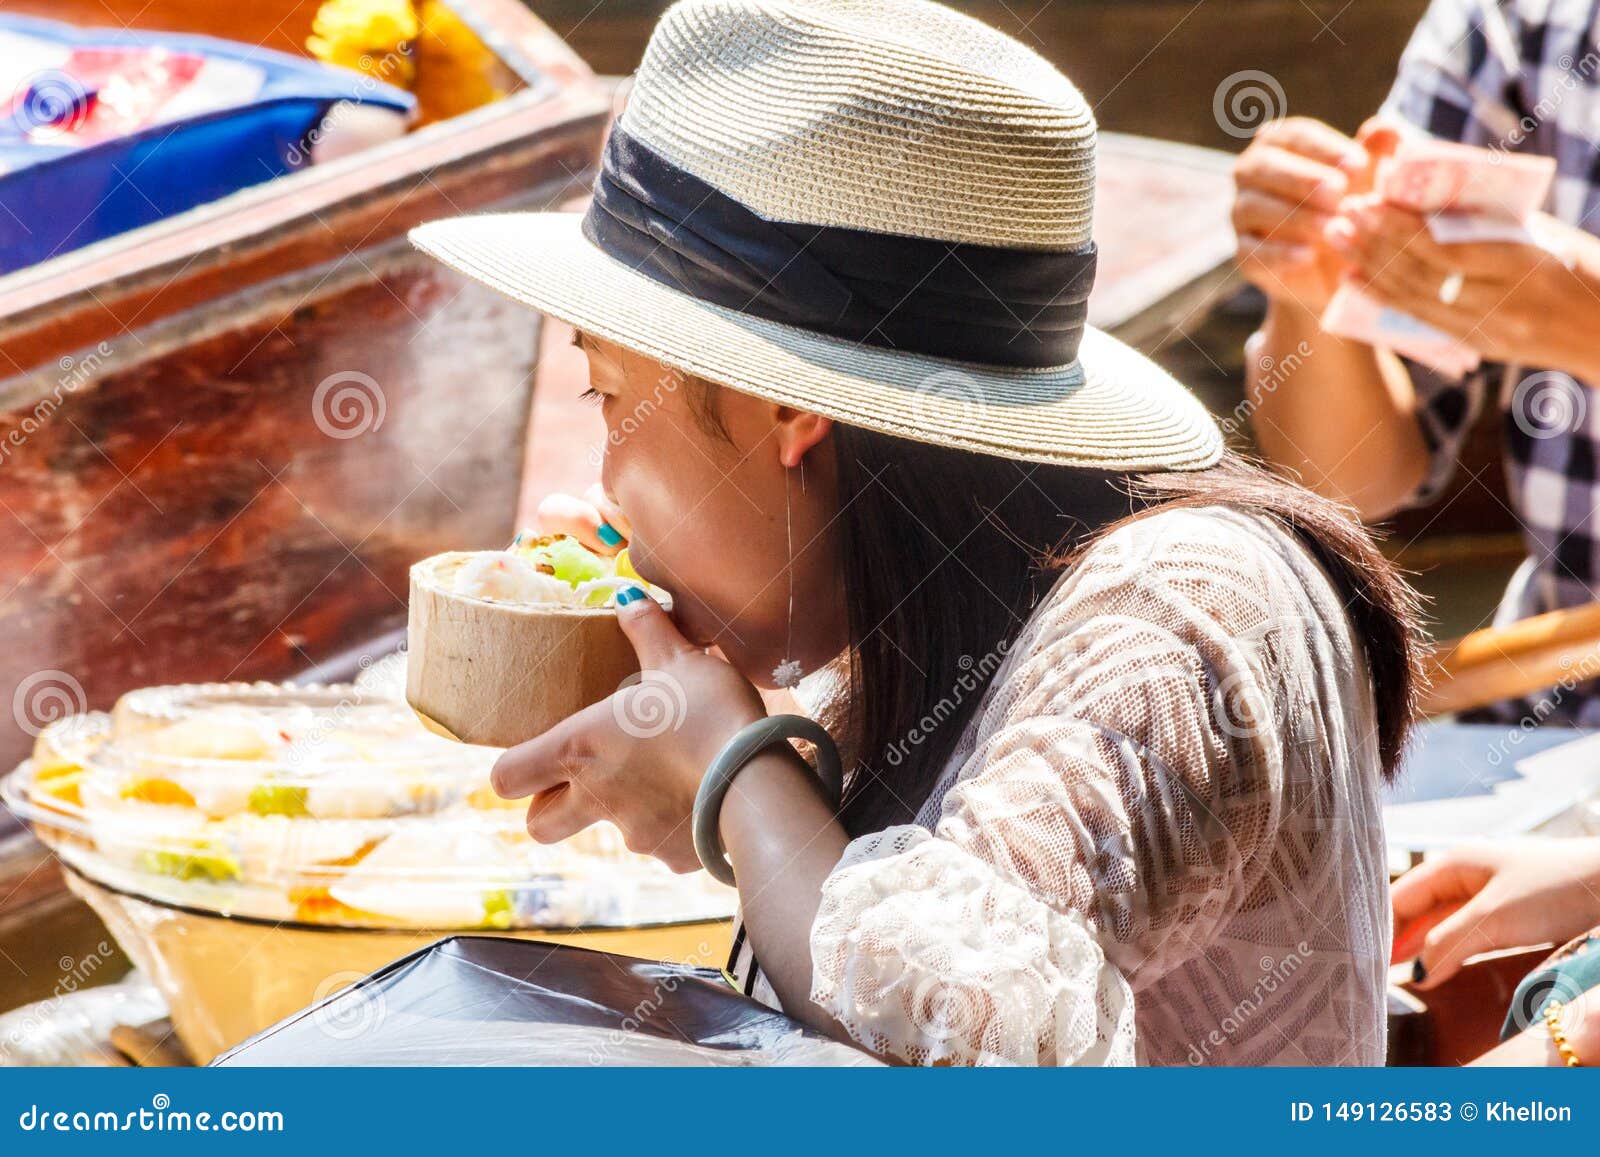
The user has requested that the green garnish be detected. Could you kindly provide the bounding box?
[139,847,241,883]
[248,783,310,817]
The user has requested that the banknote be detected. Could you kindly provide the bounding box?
[1378,138,1555,224]
[1322,284,1481,376]
[1318,138,1554,374]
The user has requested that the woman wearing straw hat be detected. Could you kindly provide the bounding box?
[413,0,1421,1065]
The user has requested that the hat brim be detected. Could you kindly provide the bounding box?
[409,212,1224,471]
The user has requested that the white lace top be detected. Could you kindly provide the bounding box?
[727,504,1392,1066]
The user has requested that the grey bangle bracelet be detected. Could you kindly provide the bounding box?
[692,714,842,886]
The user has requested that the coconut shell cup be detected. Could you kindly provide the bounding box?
[406,552,641,748]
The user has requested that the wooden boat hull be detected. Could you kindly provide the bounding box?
[0,1,611,779]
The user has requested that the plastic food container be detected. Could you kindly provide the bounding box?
[2,682,735,1062]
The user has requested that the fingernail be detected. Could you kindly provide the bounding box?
[614,585,646,607]
[1411,958,1427,984]
[596,522,624,547]
[1324,219,1355,250]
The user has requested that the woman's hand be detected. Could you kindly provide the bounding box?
[489,592,766,872]
[1231,117,1369,315]
[1326,199,1600,381]
[1473,989,1600,1065]
[1393,837,1600,987]
[535,484,631,556]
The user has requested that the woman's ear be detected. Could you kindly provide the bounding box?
[775,408,833,469]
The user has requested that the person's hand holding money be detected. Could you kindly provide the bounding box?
[1232,118,1370,314]
[1325,197,1600,381]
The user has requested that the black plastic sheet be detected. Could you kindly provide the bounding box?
[214,936,878,1066]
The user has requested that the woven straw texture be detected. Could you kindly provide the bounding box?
[410,0,1224,471]
[620,0,1097,248]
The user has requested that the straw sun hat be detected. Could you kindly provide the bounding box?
[410,0,1223,470]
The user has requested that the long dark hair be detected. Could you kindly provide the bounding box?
[825,425,1425,837]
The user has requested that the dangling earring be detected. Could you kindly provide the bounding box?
[771,460,805,689]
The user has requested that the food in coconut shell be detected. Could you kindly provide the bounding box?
[406,533,658,748]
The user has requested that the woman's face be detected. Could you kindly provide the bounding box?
[578,333,847,686]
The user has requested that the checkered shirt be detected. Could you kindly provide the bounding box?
[1380,0,1600,723]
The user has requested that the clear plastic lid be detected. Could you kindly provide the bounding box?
[2,682,734,931]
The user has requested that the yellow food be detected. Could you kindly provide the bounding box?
[121,778,198,808]
[32,766,83,811]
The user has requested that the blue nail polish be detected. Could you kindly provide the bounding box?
[615,585,646,607]
[597,522,623,547]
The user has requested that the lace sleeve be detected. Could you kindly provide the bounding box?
[809,508,1353,1066]
[809,825,1137,1066]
